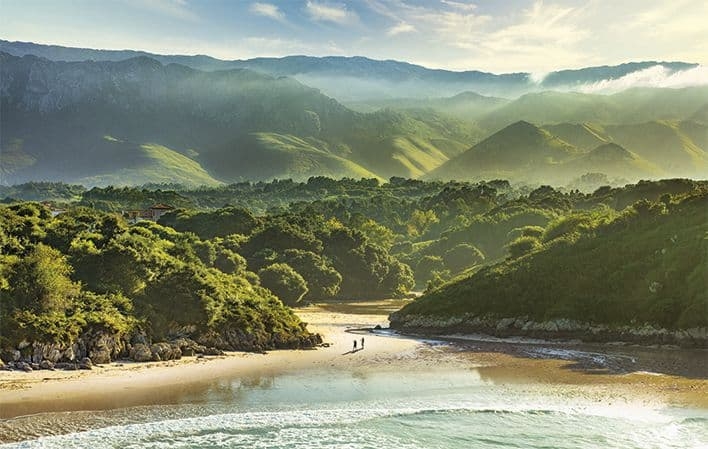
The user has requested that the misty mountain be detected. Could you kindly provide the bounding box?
[346,91,509,121]
[427,121,691,184]
[0,52,477,185]
[0,39,699,101]
[476,87,708,132]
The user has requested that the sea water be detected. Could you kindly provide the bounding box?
[2,367,706,448]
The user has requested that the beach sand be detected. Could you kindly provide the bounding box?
[1,299,706,423]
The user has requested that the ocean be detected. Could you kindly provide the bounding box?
[2,366,706,448]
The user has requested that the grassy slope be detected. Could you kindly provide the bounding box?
[604,121,708,177]
[561,143,662,180]
[426,121,579,182]
[231,132,382,181]
[77,140,222,187]
[396,192,708,329]
[541,123,609,151]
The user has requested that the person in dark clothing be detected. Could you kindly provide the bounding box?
[361,337,365,349]
[353,340,357,350]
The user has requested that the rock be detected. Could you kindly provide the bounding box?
[202,347,224,356]
[129,344,153,362]
[496,317,516,330]
[62,345,77,362]
[89,347,112,365]
[17,362,33,372]
[39,360,55,370]
[0,350,21,363]
[18,340,30,350]
[30,363,40,370]
[46,348,63,363]
[79,357,93,370]
[150,343,181,361]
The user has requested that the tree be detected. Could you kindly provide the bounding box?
[280,249,342,299]
[258,263,309,306]
[506,236,542,259]
[9,244,80,313]
[443,244,485,273]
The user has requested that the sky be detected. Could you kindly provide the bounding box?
[1,0,707,73]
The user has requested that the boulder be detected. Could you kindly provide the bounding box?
[17,362,32,372]
[39,360,55,370]
[0,350,20,363]
[150,343,181,361]
[79,357,93,370]
[129,344,153,362]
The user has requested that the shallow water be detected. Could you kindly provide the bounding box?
[2,367,706,448]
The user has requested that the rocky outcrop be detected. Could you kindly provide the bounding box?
[389,312,708,348]
[1,326,323,372]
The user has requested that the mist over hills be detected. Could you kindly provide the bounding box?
[0,41,706,187]
[428,121,704,183]
[0,52,477,184]
[0,40,701,101]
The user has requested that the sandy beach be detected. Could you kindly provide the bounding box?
[1,299,706,441]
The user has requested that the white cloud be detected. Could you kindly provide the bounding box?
[387,22,416,36]
[123,0,199,22]
[249,2,286,23]
[306,1,358,25]
[440,0,478,12]
[578,65,708,93]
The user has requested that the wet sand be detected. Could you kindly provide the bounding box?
[1,299,706,423]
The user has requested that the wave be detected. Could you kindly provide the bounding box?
[3,400,701,449]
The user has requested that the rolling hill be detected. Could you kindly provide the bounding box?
[561,142,661,180]
[426,121,580,182]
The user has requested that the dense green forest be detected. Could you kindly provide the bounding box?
[392,186,708,343]
[1,177,707,366]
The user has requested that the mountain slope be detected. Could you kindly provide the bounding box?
[0,52,477,184]
[541,123,610,151]
[561,143,661,179]
[604,121,708,178]
[427,121,579,181]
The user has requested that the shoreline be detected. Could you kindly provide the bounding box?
[388,313,708,349]
[1,300,707,424]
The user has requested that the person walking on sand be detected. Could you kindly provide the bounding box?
[361,337,365,349]
[353,340,357,351]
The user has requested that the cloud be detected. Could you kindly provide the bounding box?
[440,0,478,12]
[387,22,416,36]
[123,0,199,22]
[578,65,708,93]
[249,2,286,22]
[306,1,358,25]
